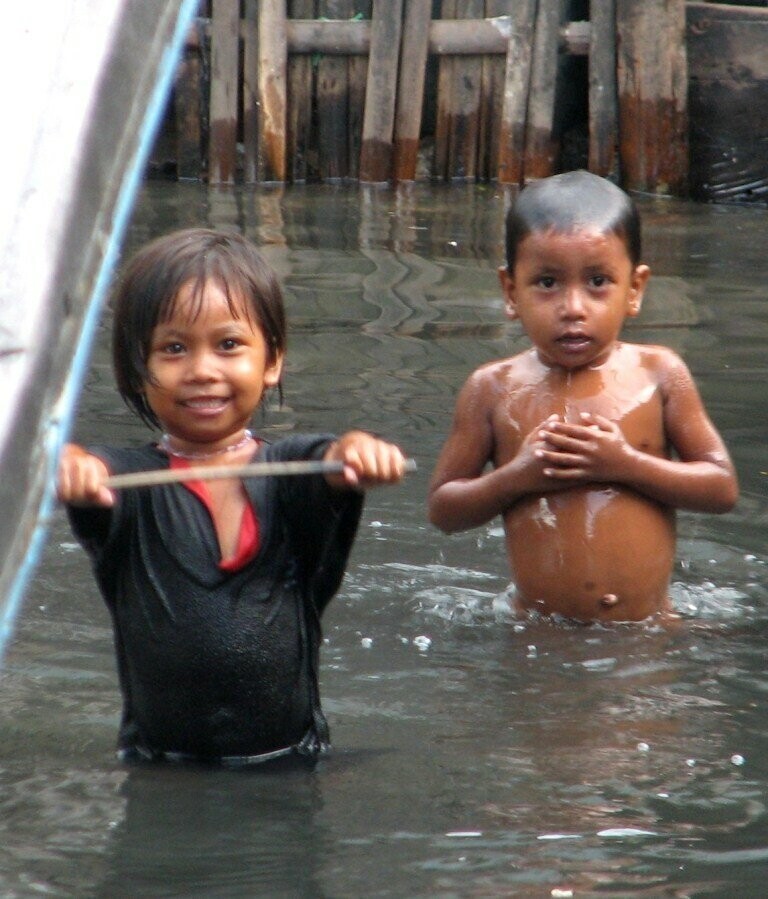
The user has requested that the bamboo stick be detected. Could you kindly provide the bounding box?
[104,459,417,490]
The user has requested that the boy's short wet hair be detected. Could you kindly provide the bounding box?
[112,228,287,429]
[504,170,642,271]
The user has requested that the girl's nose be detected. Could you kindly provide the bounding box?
[184,349,218,381]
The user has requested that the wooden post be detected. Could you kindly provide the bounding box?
[359,0,404,183]
[347,2,373,180]
[257,0,288,182]
[318,1,353,181]
[434,0,457,181]
[243,0,259,184]
[497,0,537,184]
[447,0,484,180]
[588,0,618,179]
[523,0,561,181]
[616,0,688,195]
[208,0,240,184]
[393,0,432,181]
[479,2,516,181]
[287,0,315,183]
[175,22,203,181]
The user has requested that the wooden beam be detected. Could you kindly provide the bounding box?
[257,0,288,182]
[174,21,203,180]
[208,0,240,184]
[359,0,404,183]
[318,1,353,181]
[588,0,618,178]
[524,0,561,181]
[286,0,315,183]
[616,0,688,195]
[242,0,259,184]
[497,0,537,184]
[393,0,432,181]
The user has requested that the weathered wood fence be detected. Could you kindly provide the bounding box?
[170,0,689,194]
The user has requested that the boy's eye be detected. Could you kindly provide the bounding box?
[589,275,608,288]
[537,275,557,290]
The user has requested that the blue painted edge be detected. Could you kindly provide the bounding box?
[0,0,201,663]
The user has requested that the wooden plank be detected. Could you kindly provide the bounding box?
[242,0,259,184]
[347,1,372,180]
[433,0,457,181]
[393,0,432,181]
[359,0,404,182]
[318,1,352,181]
[257,0,288,182]
[497,0,536,184]
[480,2,515,180]
[523,0,561,181]
[616,0,688,195]
[588,0,618,178]
[687,2,768,203]
[446,0,484,180]
[208,0,240,184]
[286,0,315,183]
[174,21,204,180]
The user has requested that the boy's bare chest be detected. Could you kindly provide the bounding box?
[494,363,666,458]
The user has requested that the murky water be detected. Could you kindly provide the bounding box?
[2,182,767,898]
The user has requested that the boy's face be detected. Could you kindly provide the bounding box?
[142,278,283,451]
[499,227,649,370]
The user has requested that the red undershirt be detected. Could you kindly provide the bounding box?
[168,455,260,572]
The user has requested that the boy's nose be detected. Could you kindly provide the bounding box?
[561,289,586,319]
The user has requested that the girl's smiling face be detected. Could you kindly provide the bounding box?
[143,278,283,454]
[499,227,650,370]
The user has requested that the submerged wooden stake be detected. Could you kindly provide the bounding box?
[105,458,417,490]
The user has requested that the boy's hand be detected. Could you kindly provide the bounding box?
[536,412,630,482]
[57,444,115,507]
[323,431,406,490]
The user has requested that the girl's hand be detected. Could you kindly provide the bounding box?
[535,412,631,483]
[57,444,115,507]
[324,431,406,489]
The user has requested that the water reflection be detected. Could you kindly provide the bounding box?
[1,182,766,898]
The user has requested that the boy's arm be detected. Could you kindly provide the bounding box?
[57,443,115,508]
[537,351,738,513]
[323,430,406,490]
[428,370,562,533]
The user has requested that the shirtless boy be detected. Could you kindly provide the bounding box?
[428,171,738,623]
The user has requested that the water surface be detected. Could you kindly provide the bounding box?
[1,182,766,897]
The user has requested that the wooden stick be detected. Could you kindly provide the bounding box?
[105,458,417,490]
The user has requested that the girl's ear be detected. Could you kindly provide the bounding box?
[498,266,518,320]
[627,264,650,317]
[264,351,284,388]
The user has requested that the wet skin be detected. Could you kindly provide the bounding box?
[428,229,738,622]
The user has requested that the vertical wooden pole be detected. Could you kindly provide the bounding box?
[447,0,484,181]
[359,0,404,183]
[497,0,537,184]
[393,0,432,181]
[588,0,618,179]
[480,1,515,181]
[242,0,259,184]
[616,0,688,195]
[208,0,240,184]
[318,0,352,181]
[347,1,373,180]
[434,0,457,181]
[257,0,288,182]
[287,0,315,183]
[175,21,203,181]
[523,0,561,181]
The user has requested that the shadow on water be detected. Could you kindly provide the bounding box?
[1,182,767,897]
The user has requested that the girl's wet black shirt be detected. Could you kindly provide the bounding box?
[67,434,363,761]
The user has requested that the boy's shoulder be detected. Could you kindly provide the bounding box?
[616,340,687,373]
[465,348,541,389]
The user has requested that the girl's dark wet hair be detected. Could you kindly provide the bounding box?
[112,228,287,429]
[504,170,642,271]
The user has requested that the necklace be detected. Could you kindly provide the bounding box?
[158,429,254,461]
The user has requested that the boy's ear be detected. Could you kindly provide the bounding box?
[498,266,518,320]
[627,264,650,317]
[264,351,285,388]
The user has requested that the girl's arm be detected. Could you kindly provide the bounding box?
[57,443,115,507]
[535,351,738,513]
[428,370,567,533]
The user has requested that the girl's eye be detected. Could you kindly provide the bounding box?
[162,342,185,355]
[220,337,240,351]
